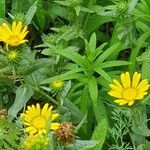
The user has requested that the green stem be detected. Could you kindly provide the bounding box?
[31,86,58,105]
[129,47,139,73]
[29,74,58,105]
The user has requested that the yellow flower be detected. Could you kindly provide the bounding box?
[108,72,149,106]
[21,103,60,135]
[51,80,64,90]
[22,134,49,150]
[0,21,28,47]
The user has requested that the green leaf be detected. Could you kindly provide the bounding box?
[89,33,96,52]
[93,67,112,82]
[63,98,84,124]
[0,0,5,18]
[128,0,139,12]
[75,114,87,133]
[66,140,99,150]
[11,0,23,13]
[88,78,107,124]
[35,0,45,29]
[93,43,108,60]
[100,60,130,68]
[55,49,89,69]
[129,31,150,72]
[139,48,150,80]
[83,14,113,35]
[95,43,121,64]
[0,119,21,149]
[18,58,55,75]
[40,68,83,84]
[132,123,150,137]
[25,1,37,25]
[92,119,108,150]
[8,85,34,121]
[88,77,98,101]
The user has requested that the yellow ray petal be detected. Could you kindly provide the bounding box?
[112,79,123,88]
[12,21,17,32]
[36,103,41,115]
[128,100,134,106]
[108,90,122,98]
[41,103,49,117]
[25,127,37,133]
[136,92,148,99]
[51,113,59,121]
[109,84,123,93]
[114,99,127,105]
[50,123,60,130]
[121,72,131,88]
[15,21,23,34]
[132,72,141,88]
[2,23,12,36]
[137,79,149,92]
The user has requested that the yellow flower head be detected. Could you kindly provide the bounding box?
[51,80,64,90]
[0,21,28,47]
[108,72,149,106]
[7,50,18,61]
[22,134,49,150]
[21,103,60,135]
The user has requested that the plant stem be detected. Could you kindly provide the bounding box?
[31,86,58,105]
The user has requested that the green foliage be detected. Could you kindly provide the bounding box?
[92,119,108,150]
[0,0,150,149]
[0,119,21,149]
[0,0,5,18]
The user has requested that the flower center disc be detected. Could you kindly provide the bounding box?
[32,117,46,129]
[122,88,137,100]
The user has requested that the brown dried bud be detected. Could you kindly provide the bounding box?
[55,122,74,144]
[0,109,7,119]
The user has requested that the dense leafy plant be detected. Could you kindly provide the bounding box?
[0,0,150,149]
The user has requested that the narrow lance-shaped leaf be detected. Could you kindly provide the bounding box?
[100,60,130,68]
[25,1,37,25]
[8,85,34,121]
[88,77,98,102]
[55,49,89,69]
[0,0,5,18]
[92,119,108,150]
[89,33,96,53]
[93,66,112,82]
[40,68,83,84]
[95,43,121,64]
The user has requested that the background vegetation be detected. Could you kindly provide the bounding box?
[0,0,150,149]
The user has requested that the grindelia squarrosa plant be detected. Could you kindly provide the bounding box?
[0,0,150,149]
